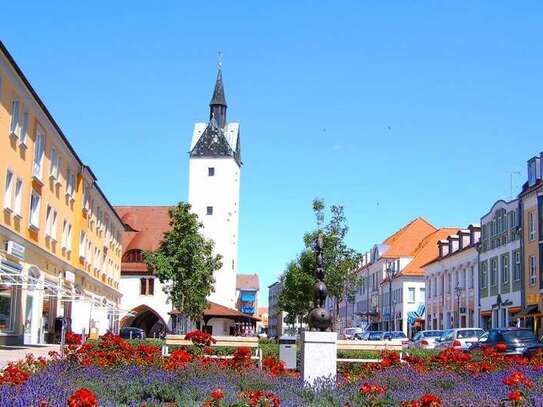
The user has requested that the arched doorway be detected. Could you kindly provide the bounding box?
[121,305,167,338]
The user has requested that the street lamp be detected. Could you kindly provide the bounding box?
[385,263,397,333]
[454,282,463,328]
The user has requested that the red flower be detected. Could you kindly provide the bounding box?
[65,332,82,346]
[68,387,98,407]
[495,343,507,352]
[503,371,533,388]
[507,390,523,402]
[419,393,442,407]
[359,382,387,396]
[210,388,225,400]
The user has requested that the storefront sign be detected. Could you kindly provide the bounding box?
[64,270,76,284]
[5,241,25,260]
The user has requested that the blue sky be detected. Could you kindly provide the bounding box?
[2,2,542,306]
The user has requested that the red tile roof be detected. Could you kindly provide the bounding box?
[383,217,437,257]
[399,227,460,277]
[115,206,172,274]
[171,301,260,321]
[236,274,260,290]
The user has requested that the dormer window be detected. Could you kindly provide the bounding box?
[123,249,145,263]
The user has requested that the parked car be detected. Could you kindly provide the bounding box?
[383,331,407,340]
[435,328,485,351]
[354,331,370,341]
[411,330,444,349]
[367,331,385,341]
[343,327,363,340]
[119,327,145,340]
[472,328,543,356]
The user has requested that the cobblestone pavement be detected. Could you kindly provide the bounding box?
[0,344,60,368]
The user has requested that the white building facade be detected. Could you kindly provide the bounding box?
[423,226,480,330]
[188,67,240,310]
[479,200,522,329]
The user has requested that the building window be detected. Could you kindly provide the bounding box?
[66,168,75,198]
[29,189,41,229]
[4,169,14,211]
[140,278,154,296]
[49,148,61,180]
[529,158,537,186]
[208,167,215,176]
[9,100,19,136]
[469,266,474,289]
[79,232,86,259]
[206,206,213,215]
[46,206,58,239]
[529,212,536,241]
[20,111,29,145]
[480,261,488,289]
[408,287,415,302]
[501,254,509,284]
[33,129,45,179]
[0,285,15,333]
[513,250,521,281]
[529,256,537,286]
[490,258,498,286]
[447,273,452,294]
[14,178,22,216]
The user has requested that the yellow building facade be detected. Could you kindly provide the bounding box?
[0,41,123,345]
[518,154,543,337]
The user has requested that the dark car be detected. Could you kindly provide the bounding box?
[383,331,407,340]
[475,328,542,356]
[354,331,370,340]
[119,327,145,340]
[367,331,384,341]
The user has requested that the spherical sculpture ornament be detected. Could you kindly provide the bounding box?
[313,281,327,305]
[308,307,332,331]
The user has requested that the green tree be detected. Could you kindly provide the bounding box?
[304,198,362,329]
[144,202,222,322]
[277,250,314,328]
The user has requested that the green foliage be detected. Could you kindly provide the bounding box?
[144,202,222,321]
[277,250,314,326]
[304,198,362,325]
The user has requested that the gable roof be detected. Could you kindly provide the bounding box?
[383,217,437,257]
[398,227,460,277]
[236,274,260,290]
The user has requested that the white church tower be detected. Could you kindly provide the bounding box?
[188,66,241,309]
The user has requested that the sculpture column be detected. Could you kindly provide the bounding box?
[301,234,337,384]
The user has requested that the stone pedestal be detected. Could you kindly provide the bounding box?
[301,330,337,385]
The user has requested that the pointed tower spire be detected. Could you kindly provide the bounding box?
[209,54,227,129]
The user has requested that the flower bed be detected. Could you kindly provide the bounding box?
[1,332,543,406]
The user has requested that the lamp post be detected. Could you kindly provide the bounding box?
[454,282,463,328]
[385,264,397,333]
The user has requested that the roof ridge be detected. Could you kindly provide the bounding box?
[384,217,435,244]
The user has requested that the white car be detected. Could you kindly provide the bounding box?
[343,327,363,340]
[435,328,485,351]
[411,330,444,349]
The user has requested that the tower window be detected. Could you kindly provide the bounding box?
[208,167,215,176]
[207,206,213,215]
